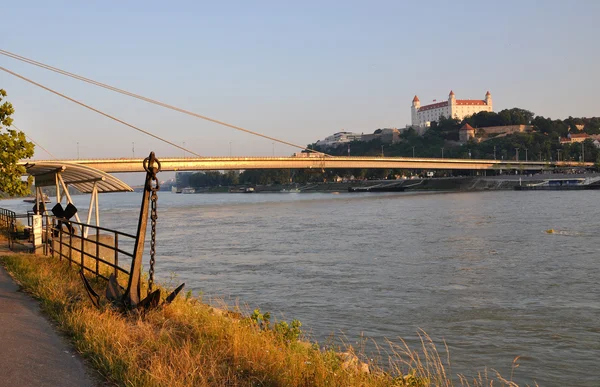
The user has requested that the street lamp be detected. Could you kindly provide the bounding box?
[515,148,519,161]
[381,145,384,157]
[412,146,415,158]
[525,148,528,162]
[229,142,232,157]
[441,147,444,158]
[132,142,135,158]
[77,142,79,159]
[493,146,496,160]
[272,142,275,156]
[557,150,561,162]
[183,141,186,158]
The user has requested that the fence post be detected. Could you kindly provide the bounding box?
[81,231,84,269]
[114,233,119,279]
[68,232,72,266]
[59,223,63,261]
[96,227,100,278]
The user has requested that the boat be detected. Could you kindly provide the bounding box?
[23,193,51,203]
[229,187,255,193]
[181,187,196,194]
[280,188,301,193]
[514,178,600,191]
[348,185,405,192]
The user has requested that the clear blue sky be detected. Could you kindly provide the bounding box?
[1,0,599,160]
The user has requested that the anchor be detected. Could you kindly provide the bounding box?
[80,152,185,310]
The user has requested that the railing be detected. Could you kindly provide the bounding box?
[48,217,135,282]
[0,208,17,249]
[1,207,135,284]
[0,208,36,250]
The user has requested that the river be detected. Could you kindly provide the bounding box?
[2,190,599,386]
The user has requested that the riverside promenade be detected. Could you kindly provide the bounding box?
[0,245,97,387]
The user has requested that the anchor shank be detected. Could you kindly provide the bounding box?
[123,152,157,306]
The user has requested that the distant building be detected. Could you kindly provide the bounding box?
[315,131,362,148]
[459,124,476,143]
[361,128,402,144]
[567,133,590,143]
[459,124,533,144]
[411,90,493,128]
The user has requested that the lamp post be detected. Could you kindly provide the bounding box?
[441,147,444,158]
[412,146,415,158]
[77,142,79,159]
[515,148,519,161]
[493,146,496,160]
[381,145,384,157]
[132,142,135,158]
[183,141,186,158]
[229,142,232,157]
[272,142,275,156]
[581,142,585,163]
[557,150,561,162]
[525,148,528,162]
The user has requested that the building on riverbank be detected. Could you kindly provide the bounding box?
[411,90,493,129]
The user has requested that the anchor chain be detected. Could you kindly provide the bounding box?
[149,189,158,292]
[144,155,161,293]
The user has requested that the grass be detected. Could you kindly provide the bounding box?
[0,250,528,387]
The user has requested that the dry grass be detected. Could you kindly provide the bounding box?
[0,252,525,387]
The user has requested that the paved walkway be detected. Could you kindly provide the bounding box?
[0,243,98,386]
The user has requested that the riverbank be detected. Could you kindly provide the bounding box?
[0,247,524,386]
[188,175,590,194]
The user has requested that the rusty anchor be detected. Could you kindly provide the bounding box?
[80,152,185,310]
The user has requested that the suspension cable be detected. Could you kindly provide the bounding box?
[11,124,57,159]
[0,48,329,156]
[0,65,202,157]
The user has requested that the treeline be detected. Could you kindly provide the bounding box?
[181,109,600,187]
[184,168,333,187]
[311,108,600,164]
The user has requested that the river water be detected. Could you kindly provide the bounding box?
[3,190,599,386]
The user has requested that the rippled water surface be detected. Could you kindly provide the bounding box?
[3,190,599,386]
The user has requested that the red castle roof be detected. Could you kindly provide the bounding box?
[418,101,448,112]
[459,123,475,131]
[413,95,420,103]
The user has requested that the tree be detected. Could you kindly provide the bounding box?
[0,90,34,196]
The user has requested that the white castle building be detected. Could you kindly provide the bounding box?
[411,90,493,128]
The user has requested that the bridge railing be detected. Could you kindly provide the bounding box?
[47,216,134,282]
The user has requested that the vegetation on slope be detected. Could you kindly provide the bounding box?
[0,251,525,387]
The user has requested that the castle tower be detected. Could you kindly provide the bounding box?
[448,90,456,118]
[411,95,420,127]
[485,90,492,109]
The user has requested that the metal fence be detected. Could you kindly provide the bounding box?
[47,216,134,282]
[0,208,37,250]
[1,207,135,283]
[0,208,17,250]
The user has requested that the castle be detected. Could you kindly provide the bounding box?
[411,90,493,128]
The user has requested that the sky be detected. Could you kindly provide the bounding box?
[1,0,599,163]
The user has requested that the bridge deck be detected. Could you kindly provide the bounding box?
[21,157,590,173]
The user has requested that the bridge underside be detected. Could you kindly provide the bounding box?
[23,157,590,173]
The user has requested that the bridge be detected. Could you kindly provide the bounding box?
[22,157,592,173]
[2,50,594,179]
